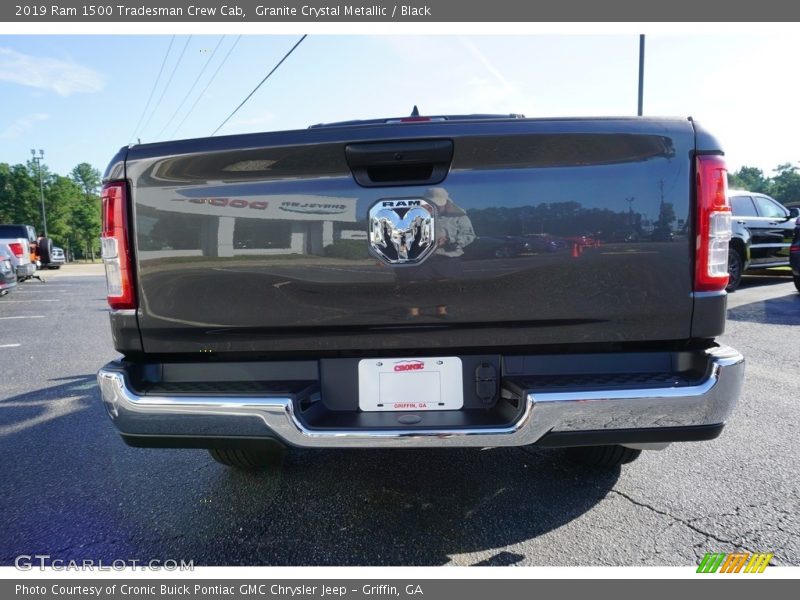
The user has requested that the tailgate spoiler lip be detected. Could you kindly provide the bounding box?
[102,145,130,183]
[122,117,696,162]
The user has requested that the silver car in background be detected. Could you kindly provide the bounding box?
[47,247,66,269]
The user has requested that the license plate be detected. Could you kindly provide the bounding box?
[358,356,464,412]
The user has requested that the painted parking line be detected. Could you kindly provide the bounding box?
[0,315,45,320]
[0,344,21,348]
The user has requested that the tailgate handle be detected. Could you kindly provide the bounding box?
[345,139,453,187]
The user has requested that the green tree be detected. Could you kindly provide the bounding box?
[70,163,102,260]
[19,160,86,255]
[768,163,800,205]
[728,166,769,193]
[0,162,41,226]
[71,162,100,197]
[44,175,83,248]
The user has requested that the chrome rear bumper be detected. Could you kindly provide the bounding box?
[16,263,35,278]
[97,345,744,448]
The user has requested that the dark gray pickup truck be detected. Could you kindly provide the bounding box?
[97,115,744,470]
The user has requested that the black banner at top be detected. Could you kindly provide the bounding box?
[2,0,800,22]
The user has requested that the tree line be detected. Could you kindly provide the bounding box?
[728,163,800,206]
[0,161,101,260]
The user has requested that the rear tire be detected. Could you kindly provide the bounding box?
[726,248,744,292]
[208,443,285,470]
[794,275,800,293]
[566,445,642,467]
[37,237,52,265]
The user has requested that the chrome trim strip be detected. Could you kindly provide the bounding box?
[692,290,727,299]
[97,345,744,448]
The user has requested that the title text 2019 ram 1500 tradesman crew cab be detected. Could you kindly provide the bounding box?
[97,116,744,470]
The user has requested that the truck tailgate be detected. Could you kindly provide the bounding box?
[125,118,697,355]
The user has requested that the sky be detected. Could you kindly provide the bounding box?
[1,33,800,177]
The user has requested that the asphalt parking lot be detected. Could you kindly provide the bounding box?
[0,266,798,567]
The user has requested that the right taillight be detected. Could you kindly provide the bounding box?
[695,155,731,292]
[8,242,24,258]
[101,181,136,310]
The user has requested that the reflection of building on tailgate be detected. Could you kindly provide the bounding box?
[136,194,358,258]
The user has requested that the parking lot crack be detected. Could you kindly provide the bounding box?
[610,490,757,552]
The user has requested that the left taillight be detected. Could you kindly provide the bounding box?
[101,182,136,310]
[8,242,24,258]
[695,155,731,292]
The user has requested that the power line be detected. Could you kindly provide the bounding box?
[169,35,242,140]
[155,35,225,140]
[139,35,193,140]
[211,34,307,137]
[129,35,175,143]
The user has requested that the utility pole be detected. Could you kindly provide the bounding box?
[638,35,645,116]
[30,149,47,237]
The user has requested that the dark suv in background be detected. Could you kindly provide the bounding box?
[790,219,800,292]
[727,190,800,291]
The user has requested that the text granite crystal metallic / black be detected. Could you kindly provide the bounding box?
[96,116,744,467]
